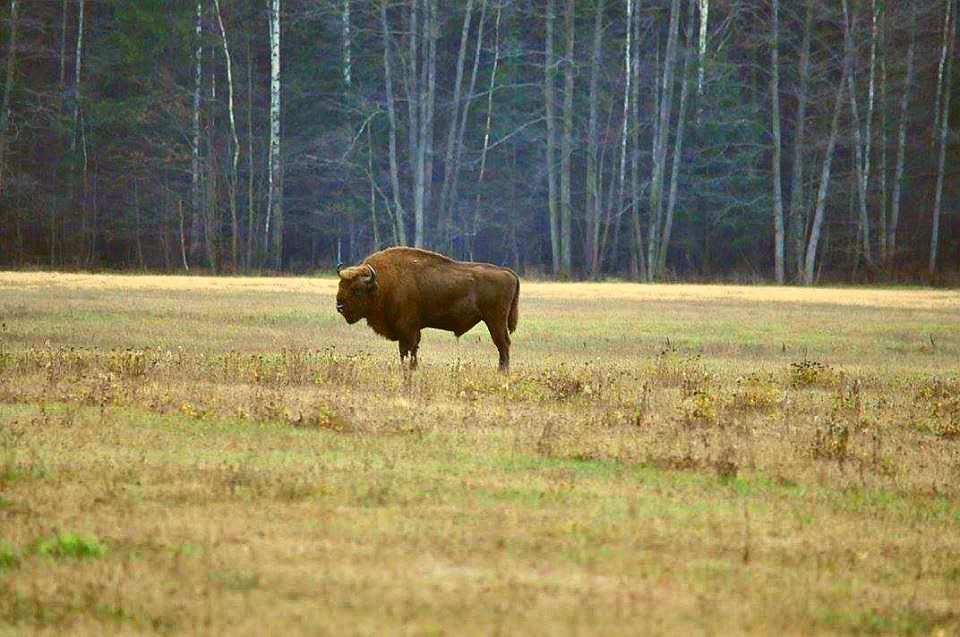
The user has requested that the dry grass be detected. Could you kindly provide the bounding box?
[1,272,959,635]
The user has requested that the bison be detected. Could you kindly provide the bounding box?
[335,247,520,372]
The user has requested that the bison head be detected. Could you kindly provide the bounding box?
[336,264,379,324]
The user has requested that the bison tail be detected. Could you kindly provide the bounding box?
[508,276,519,334]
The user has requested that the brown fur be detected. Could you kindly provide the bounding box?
[336,247,520,371]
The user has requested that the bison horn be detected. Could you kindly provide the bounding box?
[336,262,345,274]
[366,265,378,285]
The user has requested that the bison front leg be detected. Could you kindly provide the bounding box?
[398,330,421,370]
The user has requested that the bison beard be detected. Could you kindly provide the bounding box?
[335,247,520,372]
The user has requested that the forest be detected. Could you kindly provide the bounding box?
[0,0,956,283]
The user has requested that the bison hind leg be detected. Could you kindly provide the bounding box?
[483,318,511,373]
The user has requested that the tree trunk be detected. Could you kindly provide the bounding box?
[877,8,888,264]
[862,0,879,266]
[191,0,203,266]
[437,0,476,249]
[471,4,501,261]
[933,0,953,148]
[380,1,407,245]
[630,0,645,281]
[0,0,19,196]
[134,180,145,270]
[245,32,257,267]
[889,6,916,266]
[657,0,695,279]
[544,0,560,273]
[648,0,681,280]
[585,0,604,276]
[447,0,488,250]
[803,68,847,286]
[696,0,708,120]
[842,0,873,267]
[929,0,955,277]
[788,0,813,280]
[267,0,283,269]
[560,0,575,275]
[59,0,68,88]
[770,0,785,284]
[609,0,633,273]
[367,126,380,250]
[179,198,190,271]
[213,0,240,271]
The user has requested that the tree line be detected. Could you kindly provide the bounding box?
[0,0,957,283]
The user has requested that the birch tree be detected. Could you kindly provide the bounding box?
[560,0,574,275]
[266,0,283,268]
[0,0,18,196]
[447,0,487,244]
[629,0,645,280]
[803,68,847,286]
[789,0,814,279]
[842,0,872,266]
[437,0,476,249]
[770,0,785,283]
[213,0,240,270]
[544,0,560,273]
[656,0,696,279]
[888,6,916,264]
[585,0,604,276]
[380,0,407,245]
[470,4,501,261]
[933,0,953,147]
[190,0,202,266]
[929,0,955,276]
[647,0,681,280]
[696,0,709,120]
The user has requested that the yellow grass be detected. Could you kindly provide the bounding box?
[1,273,959,635]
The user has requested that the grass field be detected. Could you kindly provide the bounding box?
[1,272,959,635]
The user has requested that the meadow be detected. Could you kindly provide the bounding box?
[1,271,959,635]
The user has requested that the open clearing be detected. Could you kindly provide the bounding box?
[1,272,959,635]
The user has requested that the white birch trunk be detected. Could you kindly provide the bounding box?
[544,0,560,273]
[630,0,645,280]
[889,7,916,264]
[770,0,785,284]
[696,0,708,120]
[191,0,202,264]
[612,0,633,272]
[657,0,695,279]
[586,0,604,275]
[437,0,475,248]
[560,0,575,274]
[648,0,681,280]
[447,0,487,240]
[380,1,407,245]
[933,0,953,147]
[213,0,240,270]
[877,4,888,263]
[471,4,501,261]
[789,0,813,279]
[0,0,18,196]
[929,0,955,276]
[803,69,847,286]
[267,0,283,268]
[842,0,872,266]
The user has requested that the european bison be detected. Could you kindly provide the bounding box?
[335,247,520,371]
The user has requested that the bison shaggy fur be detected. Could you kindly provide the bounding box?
[335,247,520,371]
